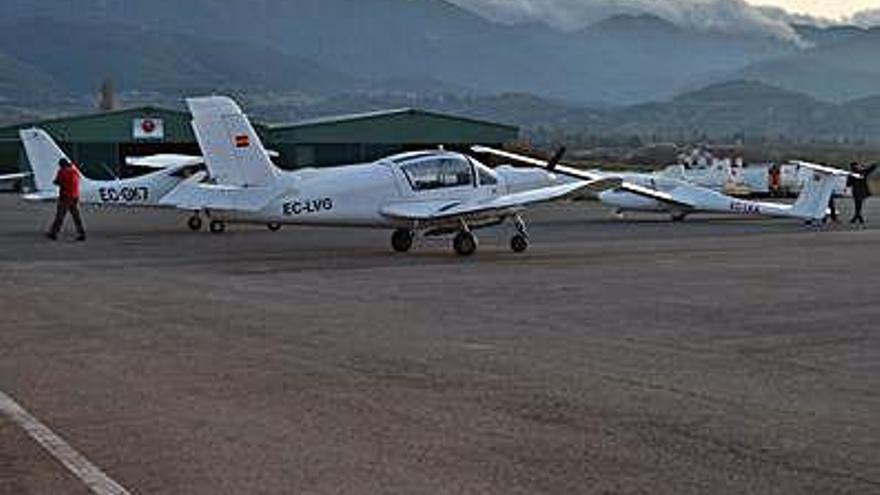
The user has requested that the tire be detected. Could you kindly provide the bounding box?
[671,213,687,222]
[391,229,413,253]
[267,223,282,232]
[453,231,477,256]
[187,216,203,231]
[510,234,529,253]
[209,220,226,234]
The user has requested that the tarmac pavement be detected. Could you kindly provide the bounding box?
[1,195,878,494]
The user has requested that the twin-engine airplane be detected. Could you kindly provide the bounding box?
[160,96,621,255]
[17,128,209,229]
[473,147,856,224]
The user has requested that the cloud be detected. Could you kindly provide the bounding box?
[850,8,880,27]
[448,0,806,41]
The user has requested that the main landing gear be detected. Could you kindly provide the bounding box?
[392,214,531,256]
[187,214,203,231]
[453,229,478,256]
[267,223,282,232]
[209,220,227,234]
[391,229,414,253]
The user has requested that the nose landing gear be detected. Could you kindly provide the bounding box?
[509,214,529,253]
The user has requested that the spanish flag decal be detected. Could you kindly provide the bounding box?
[235,134,250,148]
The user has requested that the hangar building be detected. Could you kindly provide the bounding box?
[0,107,519,181]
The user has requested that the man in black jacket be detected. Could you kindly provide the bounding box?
[848,162,878,225]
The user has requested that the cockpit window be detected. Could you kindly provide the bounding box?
[401,157,473,191]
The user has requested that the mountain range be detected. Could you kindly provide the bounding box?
[0,0,878,145]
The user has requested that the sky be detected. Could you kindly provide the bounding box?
[747,0,879,19]
[449,0,880,41]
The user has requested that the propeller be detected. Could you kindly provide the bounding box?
[546,147,566,172]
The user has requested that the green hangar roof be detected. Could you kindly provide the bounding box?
[268,108,519,144]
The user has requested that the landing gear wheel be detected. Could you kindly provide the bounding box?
[510,234,529,253]
[391,229,414,253]
[671,212,687,222]
[453,231,478,256]
[267,223,282,232]
[187,215,203,231]
[209,220,226,234]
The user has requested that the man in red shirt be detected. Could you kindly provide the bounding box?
[47,158,86,241]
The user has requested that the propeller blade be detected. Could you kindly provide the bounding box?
[546,147,566,171]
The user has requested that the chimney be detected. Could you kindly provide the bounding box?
[98,78,115,112]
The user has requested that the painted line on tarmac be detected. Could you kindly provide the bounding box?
[0,390,132,495]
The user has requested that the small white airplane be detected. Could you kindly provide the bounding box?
[18,128,209,229]
[160,96,622,255]
[472,147,857,224]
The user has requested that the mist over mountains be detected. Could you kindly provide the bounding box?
[0,0,879,145]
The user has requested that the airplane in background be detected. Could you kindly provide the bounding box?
[18,128,209,229]
[473,147,857,225]
[160,96,621,256]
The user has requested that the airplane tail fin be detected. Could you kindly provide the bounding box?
[186,96,278,187]
[18,128,67,193]
[18,127,103,197]
[788,162,850,221]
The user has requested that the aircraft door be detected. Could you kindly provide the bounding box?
[397,155,476,200]
[472,159,500,200]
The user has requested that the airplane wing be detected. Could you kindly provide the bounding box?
[471,145,696,209]
[381,177,621,221]
[618,182,696,209]
[125,154,204,169]
[791,160,861,179]
[471,145,600,181]
[0,172,29,181]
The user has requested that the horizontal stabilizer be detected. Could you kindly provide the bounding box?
[0,172,30,181]
[160,175,281,212]
[791,161,861,179]
[21,191,57,202]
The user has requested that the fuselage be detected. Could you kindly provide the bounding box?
[26,165,200,208]
[596,172,808,219]
[210,152,557,228]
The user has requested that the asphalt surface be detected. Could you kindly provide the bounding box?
[1,194,879,495]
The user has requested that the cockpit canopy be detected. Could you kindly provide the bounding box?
[390,152,498,191]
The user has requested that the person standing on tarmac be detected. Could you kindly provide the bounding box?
[46,158,86,241]
[848,162,878,226]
